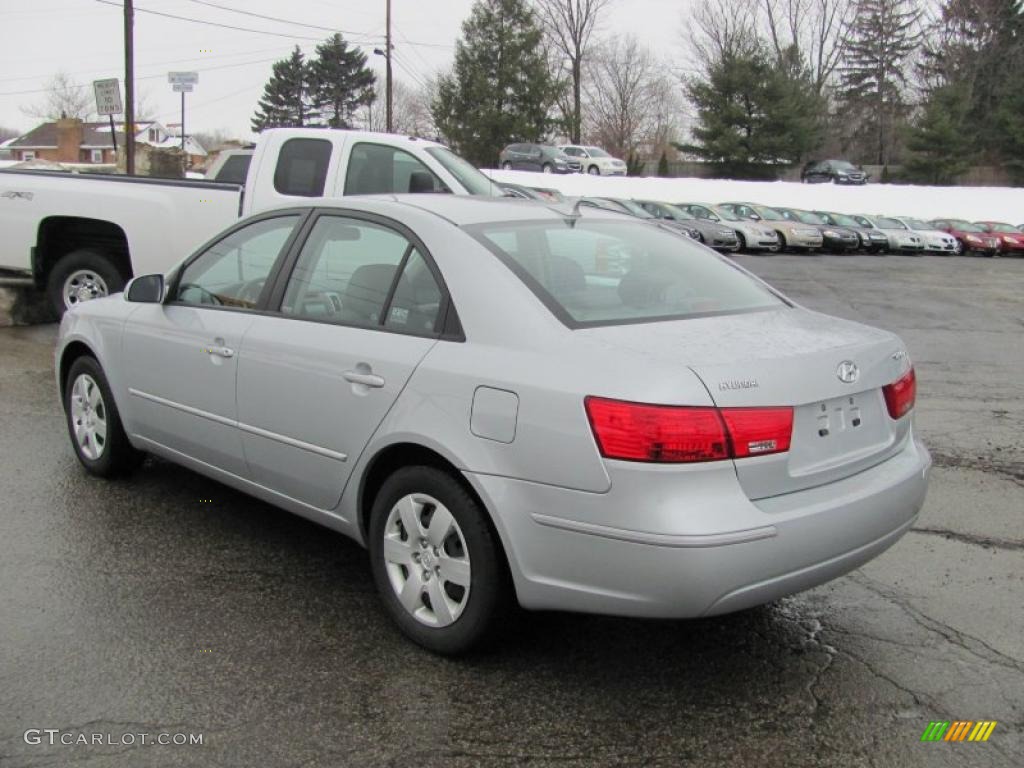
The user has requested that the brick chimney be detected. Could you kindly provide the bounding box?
[55,117,84,163]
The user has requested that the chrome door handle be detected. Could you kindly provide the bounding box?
[343,370,385,388]
[207,345,234,358]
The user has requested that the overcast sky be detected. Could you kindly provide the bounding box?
[0,0,690,140]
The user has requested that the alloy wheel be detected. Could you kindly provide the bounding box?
[382,493,471,628]
[70,373,107,461]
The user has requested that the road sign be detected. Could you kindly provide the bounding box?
[92,78,122,116]
[172,83,194,93]
[167,71,199,85]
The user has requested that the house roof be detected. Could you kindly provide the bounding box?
[9,121,125,150]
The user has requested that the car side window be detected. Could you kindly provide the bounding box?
[280,216,442,334]
[274,138,331,197]
[174,215,300,309]
[344,142,448,195]
[384,249,444,334]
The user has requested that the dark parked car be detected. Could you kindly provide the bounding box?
[814,210,889,253]
[498,143,582,174]
[635,200,740,251]
[801,159,868,185]
[776,207,860,252]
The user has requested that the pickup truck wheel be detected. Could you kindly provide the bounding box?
[48,250,126,316]
[64,356,143,477]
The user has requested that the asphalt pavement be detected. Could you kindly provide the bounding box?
[0,254,1021,767]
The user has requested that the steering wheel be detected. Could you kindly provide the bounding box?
[236,278,266,306]
[177,282,223,306]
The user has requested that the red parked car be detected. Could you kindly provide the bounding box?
[976,221,1024,255]
[928,219,1001,256]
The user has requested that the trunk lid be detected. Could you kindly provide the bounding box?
[577,308,913,499]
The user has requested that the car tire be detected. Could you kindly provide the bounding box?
[47,249,127,318]
[541,163,552,173]
[736,232,747,252]
[954,240,965,256]
[502,161,512,170]
[64,356,144,478]
[368,465,510,655]
[776,232,788,252]
[588,165,600,175]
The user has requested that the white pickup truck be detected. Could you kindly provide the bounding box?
[0,129,497,315]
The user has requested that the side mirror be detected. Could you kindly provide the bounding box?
[408,170,435,193]
[708,215,719,222]
[125,273,164,303]
[749,214,761,221]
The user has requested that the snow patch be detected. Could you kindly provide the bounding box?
[483,169,1024,223]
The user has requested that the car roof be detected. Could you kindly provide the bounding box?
[309,193,627,227]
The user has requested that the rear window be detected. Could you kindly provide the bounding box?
[274,138,331,197]
[470,219,784,328]
[214,153,251,184]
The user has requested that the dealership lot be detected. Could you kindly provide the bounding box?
[1,254,1021,767]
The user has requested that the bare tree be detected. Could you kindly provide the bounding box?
[21,71,93,122]
[759,0,855,92]
[684,0,853,92]
[687,0,759,66]
[584,36,680,162]
[534,0,613,143]
[362,80,437,137]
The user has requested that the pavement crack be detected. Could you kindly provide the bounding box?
[929,450,1024,487]
[850,573,1024,672]
[910,526,1024,551]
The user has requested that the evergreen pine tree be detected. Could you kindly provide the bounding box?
[308,34,376,129]
[838,0,922,165]
[902,83,975,185]
[432,0,558,167]
[680,45,824,179]
[657,150,669,177]
[252,47,313,132]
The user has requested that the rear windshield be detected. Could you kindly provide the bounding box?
[824,212,859,227]
[469,219,785,328]
[754,206,784,220]
[797,211,826,225]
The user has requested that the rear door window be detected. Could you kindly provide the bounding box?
[274,138,331,197]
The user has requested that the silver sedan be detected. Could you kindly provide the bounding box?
[56,196,930,654]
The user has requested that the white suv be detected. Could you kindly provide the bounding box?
[558,145,627,176]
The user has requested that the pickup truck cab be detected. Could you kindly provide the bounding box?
[0,129,498,315]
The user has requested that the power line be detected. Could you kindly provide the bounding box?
[177,0,379,41]
[0,54,287,97]
[93,0,340,43]
[0,46,294,85]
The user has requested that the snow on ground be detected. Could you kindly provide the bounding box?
[483,169,1024,224]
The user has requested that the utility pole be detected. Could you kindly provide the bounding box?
[385,0,392,133]
[124,0,135,174]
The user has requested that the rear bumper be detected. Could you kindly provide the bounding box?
[466,433,930,618]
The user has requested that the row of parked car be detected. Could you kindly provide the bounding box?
[498,143,627,176]
[498,183,1023,256]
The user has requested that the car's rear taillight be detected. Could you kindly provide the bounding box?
[883,368,916,419]
[719,407,793,458]
[584,397,793,464]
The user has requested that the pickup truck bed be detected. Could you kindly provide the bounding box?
[0,169,242,314]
